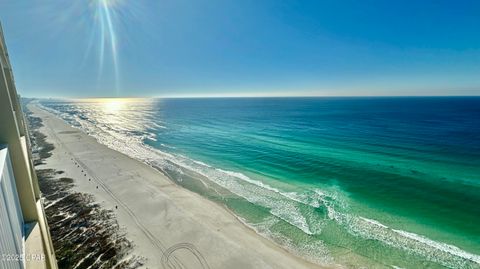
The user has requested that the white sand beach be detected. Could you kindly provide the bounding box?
[29,103,326,269]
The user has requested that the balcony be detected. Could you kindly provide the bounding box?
[0,146,48,269]
[0,145,24,269]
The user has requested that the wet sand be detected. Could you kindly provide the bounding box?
[29,103,325,269]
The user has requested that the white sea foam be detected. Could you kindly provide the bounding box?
[151,122,167,129]
[344,216,480,268]
[160,143,176,149]
[392,229,480,265]
[40,101,480,269]
[240,215,335,266]
[359,217,388,229]
[191,160,211,167]
[215,168,282,193]
[146,133,157,141]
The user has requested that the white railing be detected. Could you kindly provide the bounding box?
[0,146,25,269]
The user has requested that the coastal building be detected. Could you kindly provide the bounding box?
[0,23,58,269]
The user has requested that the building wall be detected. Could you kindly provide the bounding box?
[0,22,58,269]
[0,147,25,269]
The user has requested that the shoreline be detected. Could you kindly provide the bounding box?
[26,108,143,268]
[28,103,328,269]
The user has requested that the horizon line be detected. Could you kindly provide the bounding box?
[21,94,480,99]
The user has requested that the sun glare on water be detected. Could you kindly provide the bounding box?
[79,98,140,114]
[90,98,136,114]
[86,98,152,131]
[102,99,127,113]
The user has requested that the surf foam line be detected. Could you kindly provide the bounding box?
[336,214,480,268]
[40,102,480,269]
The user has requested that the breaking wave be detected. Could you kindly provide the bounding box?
[39,101,480,269]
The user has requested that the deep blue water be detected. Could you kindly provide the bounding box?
[40,97,480,268]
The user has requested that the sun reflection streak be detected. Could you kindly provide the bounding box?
[94,0,121,94]
[101,0,120,92]
[98,2,105,79]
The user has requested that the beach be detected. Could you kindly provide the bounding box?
[30,97,480,269]
[28,103,324,269]
[1,0,478,267]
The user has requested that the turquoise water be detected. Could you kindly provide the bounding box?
[40,97,480,268]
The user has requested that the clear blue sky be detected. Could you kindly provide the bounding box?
[1,0,479,97]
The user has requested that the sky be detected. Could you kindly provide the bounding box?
[0,0,479,98]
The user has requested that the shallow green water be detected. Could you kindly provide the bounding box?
[42,97,480,268]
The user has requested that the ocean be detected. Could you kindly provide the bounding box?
[39,97,480,268]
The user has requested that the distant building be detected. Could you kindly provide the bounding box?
[0,23,58,269]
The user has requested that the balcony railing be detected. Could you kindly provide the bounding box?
[0,145,25,269]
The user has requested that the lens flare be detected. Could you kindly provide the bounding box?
[95,0,121,95]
